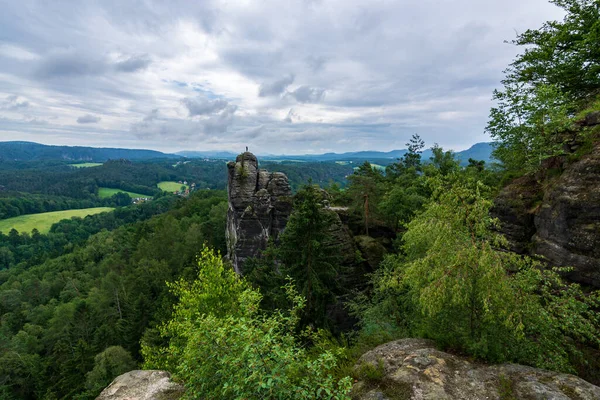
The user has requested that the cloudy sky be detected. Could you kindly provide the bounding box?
[0,0,564,154]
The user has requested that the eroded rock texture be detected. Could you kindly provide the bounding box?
[353,339,600,400]
[226,152,292,274]
[532,140,600,286]
[493,113,600,287]
[96,370,184,400]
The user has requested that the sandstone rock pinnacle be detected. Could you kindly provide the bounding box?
[226,152,292,274]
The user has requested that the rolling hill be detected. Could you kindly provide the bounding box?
[0,141,178,162]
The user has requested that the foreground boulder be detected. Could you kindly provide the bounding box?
[96,370,184,400]
[353,338,600,400]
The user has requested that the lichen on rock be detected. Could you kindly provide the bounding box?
[352,339,600,400]
[96,370,184,400]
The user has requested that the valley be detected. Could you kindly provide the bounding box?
[1,1,599,399]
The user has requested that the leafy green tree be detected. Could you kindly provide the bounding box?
[347,162,386,233]
[425,144,459,176]
[360,175,600,371]
[487,82,571,171]
[487,0,600,171]
[402,133,425,170]
[142,247,351,399]
[278,185,341,328]
[509,0,600,103]
[84,346,136,395]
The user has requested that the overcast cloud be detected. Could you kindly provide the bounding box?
[0,0,565,154]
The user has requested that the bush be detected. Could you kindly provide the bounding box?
[142,246,352,399]
[358,175,600,372]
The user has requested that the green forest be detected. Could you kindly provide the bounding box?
[1,0,600,398]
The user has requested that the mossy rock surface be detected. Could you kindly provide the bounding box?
[352,339,600,400]
[354,235,387,269]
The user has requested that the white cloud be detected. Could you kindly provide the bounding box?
[0,0,566,153]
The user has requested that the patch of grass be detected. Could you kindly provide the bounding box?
[157,181,188,192]
[575,98,600,121]
[70,162,103,168]
[0,207,115,234]
[355,359,385,384]
[379,379,413,400]
[498,374,517,400]
[98,187,148,199]
[352,360,412,400]
[353,163,386,171]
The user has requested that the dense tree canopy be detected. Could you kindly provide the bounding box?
[487,0,600,171]
[0,190,227,399]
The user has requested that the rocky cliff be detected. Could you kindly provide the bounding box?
[226,152,292,274]
[353,338,600,400]
[96,370,184,400]
[493,112,600,287]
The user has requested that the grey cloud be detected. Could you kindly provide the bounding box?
[258,75,295,97]
[131,105,237,141]
[0,0,567,153]
[2,95,29,110]
[233,125,264,140]
[115,54,152,72]
[306,55,327,72]
[35,50,108,79]
[143,109,159,122]
[283,108,297,123]
[182,97,229,116]
[77,114,101,123]
[287,86,325,103]
[202,105,237,134]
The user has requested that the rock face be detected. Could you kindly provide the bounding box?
[492,174,542,254]
[353,338,600,400]
[226,152,292,274]
[532,140,600,286]
[354,235,387,270]
[96,370,184,400]
[493,113,600,287]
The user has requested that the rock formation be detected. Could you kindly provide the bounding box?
[352,338,600,400]
[96,370,184,400]
[226,152,292,274]
[493,112,600,287]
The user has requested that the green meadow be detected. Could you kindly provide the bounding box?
[98,187,148,199]
[157,181,189,192]
[353,163,386,171]
[70,163,103,168]
[0,207,115,234]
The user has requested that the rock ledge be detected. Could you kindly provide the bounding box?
[353,338,600,400]
[96,370,184,400]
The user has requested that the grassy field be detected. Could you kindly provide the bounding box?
[157,181,189,192]
[353,163,386,171]
[0,207,115,234]
[70,163,103,168]
[98,187,148,199]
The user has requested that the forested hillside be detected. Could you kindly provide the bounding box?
[0,142,175,162]
[1,1,600,399]
[0,190,226,399]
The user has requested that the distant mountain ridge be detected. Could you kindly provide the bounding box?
[176,150,239,158]
[0,141,495,165]
[0,141,177,162]
[258,142,496,165]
